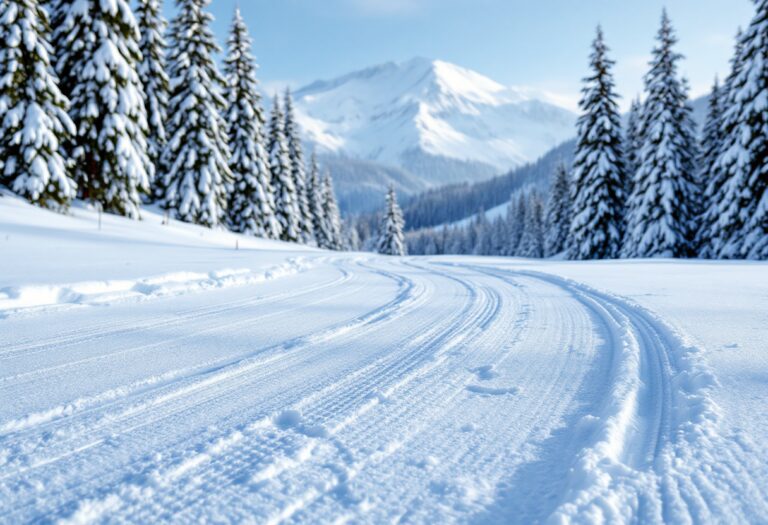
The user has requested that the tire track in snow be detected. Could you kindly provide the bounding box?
[0,260,348,365]
[0,259,412,446]
[4,259,766,524]
[300,265,599,524]
[197,261,515,524]
[0,262,359,437]
[33,259,500,523]
[499,269,767,523]
[0,259,443,522]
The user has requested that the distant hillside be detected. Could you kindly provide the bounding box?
[399,140,575,231]
[319,155,428,214]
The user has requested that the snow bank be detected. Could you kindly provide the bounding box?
[0,258,313,316]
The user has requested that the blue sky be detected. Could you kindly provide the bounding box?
[173,0,754,111]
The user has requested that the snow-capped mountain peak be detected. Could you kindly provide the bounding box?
[293,57,577,184]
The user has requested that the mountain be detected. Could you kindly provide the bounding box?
[291,57,578,211]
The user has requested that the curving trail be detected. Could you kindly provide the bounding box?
[0,257,765,524]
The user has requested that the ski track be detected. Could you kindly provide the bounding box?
[1,258,765,524]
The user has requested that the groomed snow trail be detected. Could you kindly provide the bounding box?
[1,257,765,524]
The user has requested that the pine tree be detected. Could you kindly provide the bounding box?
[308,152,331,248]
[695,78,725,257]
[0,0,76,208]
[518,193,545,258]
[681,76,702,217]
[42,0,64,68]
[284,88,314,244]
[136,0,169,186]
[223,8,280,239]
[698,32,744,258]
[709,2,768,259]
[267,96,300,242]
[624,97,643,196]
[490,215,508,255]
[624,12,699,258]
[322,172,344,250]
[53,0,151,218]
[544,162,572,256]
[508,192,526,255]
[569,27,626,260]
[377,186,406,256]
[159,0,231,227]
[343,219,361,251]
[471,210,493,256]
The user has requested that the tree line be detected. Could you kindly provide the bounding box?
[408,4,768,260]
[0,0,346,250]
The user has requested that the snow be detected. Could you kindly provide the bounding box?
[292,57,577,173]
[1,193,767,523]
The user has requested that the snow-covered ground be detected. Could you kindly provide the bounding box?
[2,193,767,524]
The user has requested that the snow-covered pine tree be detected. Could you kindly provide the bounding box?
[322,171,344,250]
[0,0,76,208]
[377,186,406,256]
[698,32,744,258]
[695,78,725,257]
[471,210,493,256]
[568,27,626,260]
[223,8,280,239]
[500,199,516,256]
[681,76,702,217]
[518,193,545,258]
[308,152,331,248]
[52,0,151,218]
[624,12,699,258]
[624,97,643,196]
[41,0,64,64]
[508,192,526,255]
[343,219,361,251]
[709,1,768,259]
[490,215,508,255]
[267,97,301,242]
[136,0,169,186]
[544,162,571,256]
[283,89,314,244]
[159,0,231,227]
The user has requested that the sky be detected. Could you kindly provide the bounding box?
[170,0,755,111]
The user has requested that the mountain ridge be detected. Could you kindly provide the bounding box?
[290,57,578,212]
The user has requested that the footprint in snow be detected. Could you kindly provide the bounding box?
[409,456,440,470]
[465,384,520,396]
[471,365,499,381]
[274,409,329,438]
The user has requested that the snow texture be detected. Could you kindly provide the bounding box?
[1,194,767,523]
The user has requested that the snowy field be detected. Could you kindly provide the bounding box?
[1,193,767,524]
